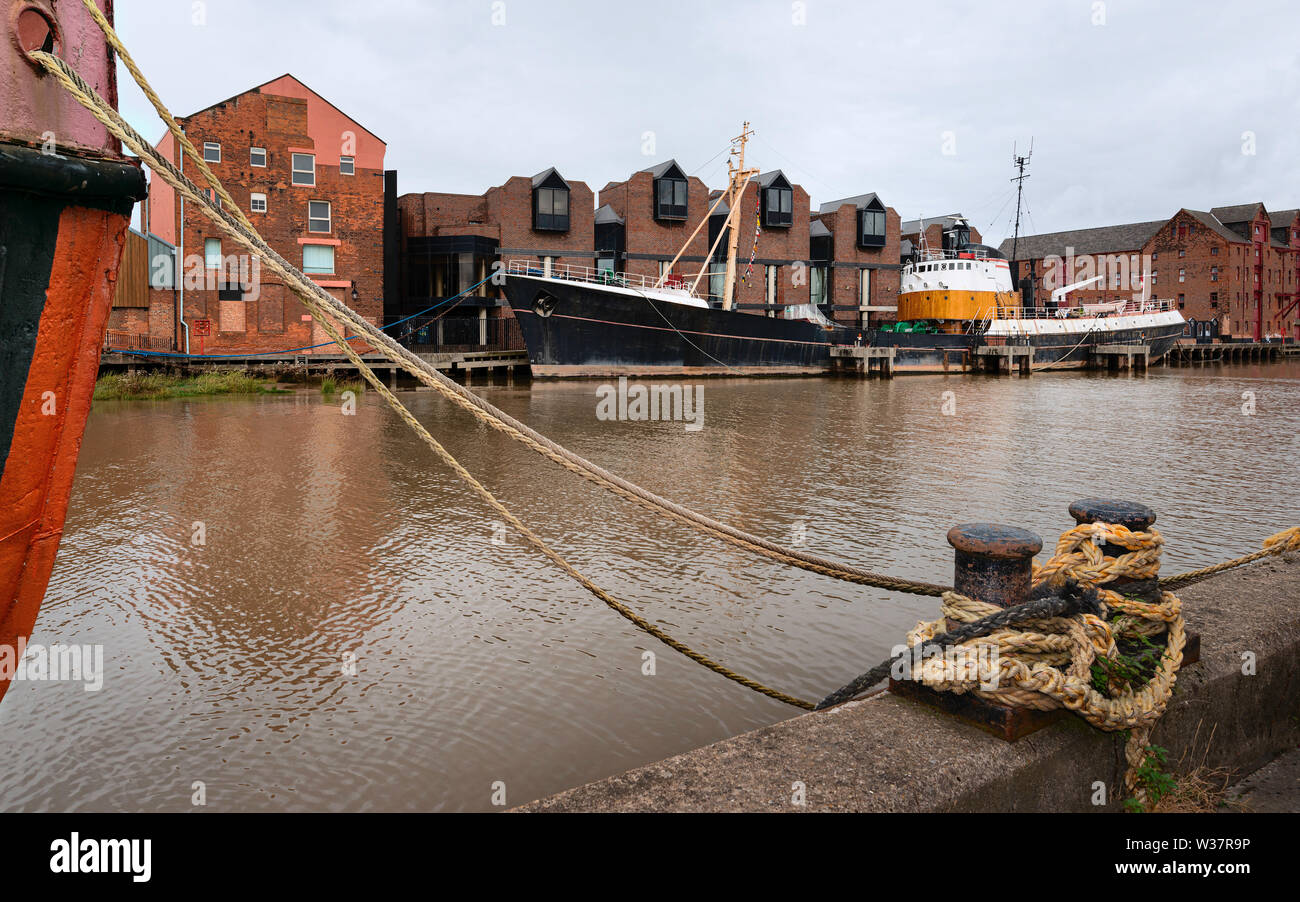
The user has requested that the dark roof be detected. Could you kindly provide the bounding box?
[818,192,883,215]
[709,190,730,216]
[1182,210,1250,244]
[1209,202,1266,225]
[594,203,623,225]
[996,219,1165,260]
[531,167,569,189]
[640,159,684,179]
[1269,209,1299,227]
[756,170,789,188]
[809,219,832,238]
[900,213,964,235]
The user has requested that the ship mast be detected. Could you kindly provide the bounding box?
[1009,139,1032,267]
[721,123,758,312]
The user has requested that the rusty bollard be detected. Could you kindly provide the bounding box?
[946,524,1042,630]
[1068,498,1159,601]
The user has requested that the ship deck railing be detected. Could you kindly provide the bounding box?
[504,259,710,299]
[992,299,1176,320]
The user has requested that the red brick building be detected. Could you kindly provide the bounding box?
[811,193,901,328]
[996,220,1164,311]
[900,215,984,259]
[144,74,387,354]
[396,167,594,346]
[1003,204,1300,340]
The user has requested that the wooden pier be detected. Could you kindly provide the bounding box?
[99,348,532,387]
[829,345,896,378]
[1163,341,1294,366]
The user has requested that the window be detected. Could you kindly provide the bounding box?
[250,147,266,167]
[203,142,221,163]
[707,261,726,304]
[810,266,828,306]
[766,265,778,307]
[1178,294,1185,309]
[250,192,267,214]
[1178,249,1186,257]
[204,238,222,269]
[292,153,315,186]
[340,156,355,176]
[1211,246,1219,256]
[764,187,793,227]
[303,244,334,274]
[1178,268,1185,282]
[1210,292,1219,307]
[534,187,569,231]
[1210,266,1218,282]
[858,209,886,247]
[655,177,688,220]
[308,200,331,232]
[596,257,614,275]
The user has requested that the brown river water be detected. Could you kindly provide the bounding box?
[2,363,1298,811]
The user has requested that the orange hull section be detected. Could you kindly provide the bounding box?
[0,205,128,704]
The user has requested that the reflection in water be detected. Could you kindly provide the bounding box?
[1,364,1298,811]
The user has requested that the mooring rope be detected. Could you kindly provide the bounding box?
[34,3,1300,732]
[819,522,1198,801]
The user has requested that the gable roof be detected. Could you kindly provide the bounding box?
[1181,210,1251,244]
[640,159,686,179]
[594,203,624,225]
[1209,203,1266,225]
[185,73,386,145]
[1269,209,1300,227]
[531,167,570,189]
[708,190,730,217]
[997,219,1166,260]
[900,213,964,235]
[818,192,884,215]
[756,170,790,189]
[809,219,832,238]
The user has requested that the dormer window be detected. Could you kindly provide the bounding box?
[764,186,792,227]
[532,168,571,232]
[656,177,688,220]
[858,208,886,248]
[535,187,569,231]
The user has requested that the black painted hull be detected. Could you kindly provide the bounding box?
[503,274,849,376]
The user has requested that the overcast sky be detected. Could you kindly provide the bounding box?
[115,0,1299,243]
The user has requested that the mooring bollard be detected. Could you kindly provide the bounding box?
[946,524,1043,627]
[1068,498,1158,600]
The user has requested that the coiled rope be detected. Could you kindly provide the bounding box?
[34,3,1300,727]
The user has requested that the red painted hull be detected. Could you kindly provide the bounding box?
[0,203,130,704]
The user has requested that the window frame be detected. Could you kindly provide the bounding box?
[203,142,221,163]
[204,237,222,270]
[250,146,267,168]
[308,200,331,233]
[339,156,355,176]
[250,192,267,214]
[291,153,316,187]
[764,186,793,228]
[858,209,886,248]
[302,244,335,275]
[654,176,688,221]
[533,187,570,232]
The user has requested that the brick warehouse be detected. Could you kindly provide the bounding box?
[812,193,902,329]
[395,167,595,347]
[144,74,389,354]
[1001,203,1300,341]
